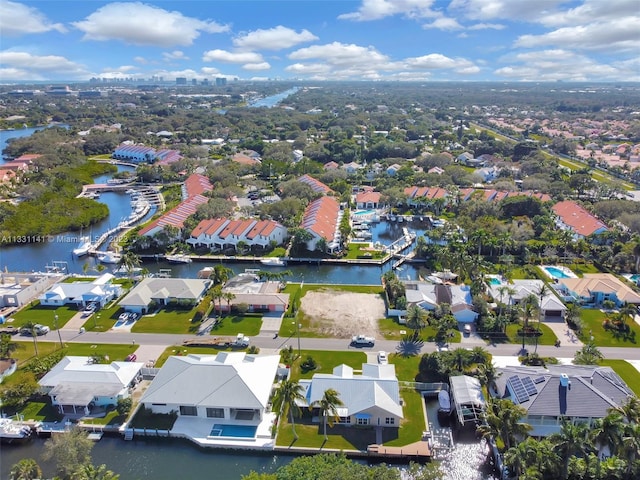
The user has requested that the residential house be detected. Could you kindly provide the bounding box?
[139,352,280,446]
[456,152,475,164]
[556,273,640,307]
[488,279,566,320]
[428,166,445,175]
[298,363,403,428]
[219,272,290,313]
[552,201,609,239]
[301,196,343,253]
[138,173,213,237]
[342,162,361,175]
[297,174,332,194]
[0,272,54,308]
[403,186,449,212]
[474,165,499,183]
[118,277,211,314]
[39,356,143,416]
[188,218,287,252]
[493,365,634,437]
[355,191,381,209]
[323,161,339,170]
[39,273,122,308]
[403,281,478,323]
[386,164,402,176]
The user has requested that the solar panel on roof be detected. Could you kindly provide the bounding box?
[521,376,538,396]
[507,375,530,404]
[533,376,545,384]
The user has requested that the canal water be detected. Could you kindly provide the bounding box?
[0,436,291,480]
[248,87,299,108]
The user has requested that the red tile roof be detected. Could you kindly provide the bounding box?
[184,173,213,197]
[301,196,340,241]
[552,200,609,237]
[356,191,381,204]
[298,174,332,194]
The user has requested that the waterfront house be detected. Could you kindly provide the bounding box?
[118,278,211,314]
[297,174,332,194]
[187,218,287,252]
[139,352,280,447]
[355,191,381,209]
[138,173,213,238]
[403,186,449,211]
[38,273,122,309]
[219,273,289,313]
[556,273,640,307]
[493,365,634,437]
[298,363,403,428]
[39,356,143,416]
[403,281,478,323]
[552,200,609,239]
[0,272,54,308]
[300,196,343,253]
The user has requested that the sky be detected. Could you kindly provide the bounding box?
[0,0,638,83]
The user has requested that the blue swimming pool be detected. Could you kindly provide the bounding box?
[209,424,257,438]
[354,209,376,216]
[543,266,572,279]
[488,277,502,285]
[630,274,640,283]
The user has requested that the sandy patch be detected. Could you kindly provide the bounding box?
[300,290,385,338]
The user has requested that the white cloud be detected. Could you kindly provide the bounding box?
[163,50,189,62]
[449,0,566,22]
[201,67,221,75]
[72,2,229,47]
[423,17,463,30]
[0,51,88,80]
[0,1,66,36]
[134,56,149,65]
[285,63,333,75]
[495,49,636,81]
[242,62,271,71]
[537,0,640,27]
[338,0,437,21]
[404,53,479,73]
[202,49,264,64]
[289,42,392,69]
[468,22,505,30]
[233,26,318,51]
[515,18,640,53]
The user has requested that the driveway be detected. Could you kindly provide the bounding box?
[542,320,583,347]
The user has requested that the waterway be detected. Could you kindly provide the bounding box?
[247,87,299,108]
[1,124,69,163]
[0,436,291,480]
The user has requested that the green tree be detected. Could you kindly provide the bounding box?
[0,332,18,358]
[116,397,132,416]
[573,342,604,365]
[9,458,42,480]
[477,398,531,451]
[405,305,429,336]
[0,372,38,408]
[311,388,344,441]
[272,379,306,440]
[42,427,94,480]
[550,419,593,479]
[71,463,120,480]
[209,265,233,286]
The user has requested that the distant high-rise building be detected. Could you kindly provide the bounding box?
[176,77,187,85]
[215,77,227,87]
[201,78,209,86]
[192,79,198,86]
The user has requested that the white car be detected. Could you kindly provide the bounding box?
[377,351,388,364]
[463,324,472,335]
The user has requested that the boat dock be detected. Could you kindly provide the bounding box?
[366,440,431,461]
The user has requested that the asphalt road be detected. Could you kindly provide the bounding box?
[19,329,640,362]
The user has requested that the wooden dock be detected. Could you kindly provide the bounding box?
[367,440,431,461]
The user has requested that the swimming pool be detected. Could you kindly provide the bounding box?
[487,277,502,285]
[543,266,573,279]
[629,274,640,283]
[209,424,257,438]
[354,209,376,216]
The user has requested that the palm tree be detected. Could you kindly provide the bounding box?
[550,419,593,478]
[521,294,539,353]
[591,412,625,457]
[119,251,141,279]
[405,305,428,337]
[73,463,121,480]
[9,459,41,480]
[311,388,344,441]
[210,285,224,316]
[209,265,232,286]
[222,292,236,313]
[613,396,640,424]
[478,398,531,451]
[573,342,604,365]
[272,379,306,440]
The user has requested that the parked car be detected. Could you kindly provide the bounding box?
[125,353,137,362]
[463,324,472,336]
[377,351,388,365]
[0,325,18,335]
[20,324,50,336]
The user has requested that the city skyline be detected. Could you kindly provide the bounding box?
[0,0,638,83]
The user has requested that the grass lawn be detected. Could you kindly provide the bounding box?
[83,410,128,427]
[288,350,367,380]
[83,302,123,332]
[389,353,421,382]
[154,346,229,368]
[10,340,60,364]
[132,306,201,334]
[209,314,262,336]
[344,243,385,260]
[599,360,640,396]
[11,303,78,329]
[264,247,287,258]
[378,317,409,340]
[64,343,138,360]
[580,309,639,347]
[564,262,601,277]
[19,400,63,422]
[493,322,558,346]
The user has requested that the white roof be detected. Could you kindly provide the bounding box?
[140,353,280,410]
[39,356,143,389]
[306,363,403,419]
[119,278,211,307]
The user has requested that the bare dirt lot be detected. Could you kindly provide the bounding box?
[299,290,386,338]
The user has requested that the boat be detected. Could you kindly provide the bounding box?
[260,257,286,267]
[0,418,32,444]
[438,390,451,414]
[72,235,92,257]
[166,254,193,264]
[197,266,214,279]
[97,251,121,264]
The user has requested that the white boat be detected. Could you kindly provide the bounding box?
[0,418,32,444]
[438,390,451,414]
[72,235,92,257]
[97,251,121,264]
[260,257,286,266]
[166,254,192,264]
[355,231,373,239]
